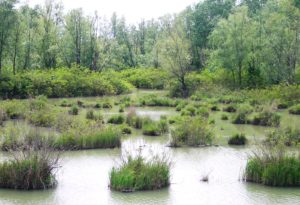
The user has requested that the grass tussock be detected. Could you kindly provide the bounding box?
[0,147,59,190]
[109,153,170,192]
[170,117,214,147]
[244,145,300,187]
[289,104,300,115]
[228,133,247,145]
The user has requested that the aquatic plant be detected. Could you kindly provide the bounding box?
[251,110,280,127]
[289,104,300,115]
[108,115,125,124]
[265,127,300,147]
[69,105,79,115]
[0,147,59,190]
[244,145,300,187]
[228,133,247,145]
[170,117,214,147]
[109,153,170,192]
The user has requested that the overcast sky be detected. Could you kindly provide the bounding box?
[20,0,199,23]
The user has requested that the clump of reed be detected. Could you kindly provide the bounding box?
[169,117,214,147]
[244,144,300,187]
[228,133,247,145]
[107,115,125,124]
[289,104,300,115]
[109,152,170,192]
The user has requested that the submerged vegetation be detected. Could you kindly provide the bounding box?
[109,153,170,192]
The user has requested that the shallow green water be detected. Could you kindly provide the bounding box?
[1,92,300,205]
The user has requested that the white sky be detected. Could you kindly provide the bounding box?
[20,0,199,23]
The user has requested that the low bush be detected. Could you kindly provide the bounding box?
[228,134,247,145]
[181,105,197,116]
[196,107,210,118]
[60,99,72,107]
[211,105,220,111]
[176,102,188,111]
[244,145,300,186]
[119,105,125,113]
[289,104,300,115]
[1,100,27,119]
[102,101,113,109]
[170,117,214,147]
[121,126,132,134]
[109,153,170,192]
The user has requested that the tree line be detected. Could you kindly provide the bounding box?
[0,0,299,94]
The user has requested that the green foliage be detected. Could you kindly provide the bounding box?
[0,100,27,119]
[139,94,178,107]
[55,127,121,150]
[86,110,103,121]
[142,118,169,136]
[108,115,125,124]
[0,149,58,190]
[251,110,281,127]
[223,104,237,113]
[126,108,143,129]
[0,68,132,99]
[221,114,229,120]
[27,110,57,127]
[289,104,300,115]
[120,68,168,89]
[265,127,300,146]
[109,154,170,192]
[245,146,300,186]
[170,117,214,147]
[232,104,253,124]
[121,125,132,134]
[69,105,79,115]
[228,134,247,145]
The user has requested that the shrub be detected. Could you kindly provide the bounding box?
[0,148,59,190]
[244,145,300,186]
[228,134,247,145]
[176,102,188,111]
[170,117,214,147]
[29,95,48,110]
[181,105,197,116]
[196,107,210,118]
[109,153,170,192]
[94,103,102,109]
[69,105,79,115]
[277,102,289,109]
[289,104,300,115]
[251,111,281,127]
[108,115,125,124]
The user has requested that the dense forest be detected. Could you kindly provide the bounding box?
[0,0,300,99]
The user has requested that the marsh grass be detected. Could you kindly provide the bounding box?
[170,117,214,147]
[108,115,125,124]
[109,153,170,192]
[55,127,121,150]
[228,134,247,145]
[244,145,300,187]
[289,104,300,115]
[0,140,60,190]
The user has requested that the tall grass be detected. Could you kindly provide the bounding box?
[0,146,59,190]
[244,145,300,187]
[55,127,121,150]
[170,117,214,147]
[109,153,170,192]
